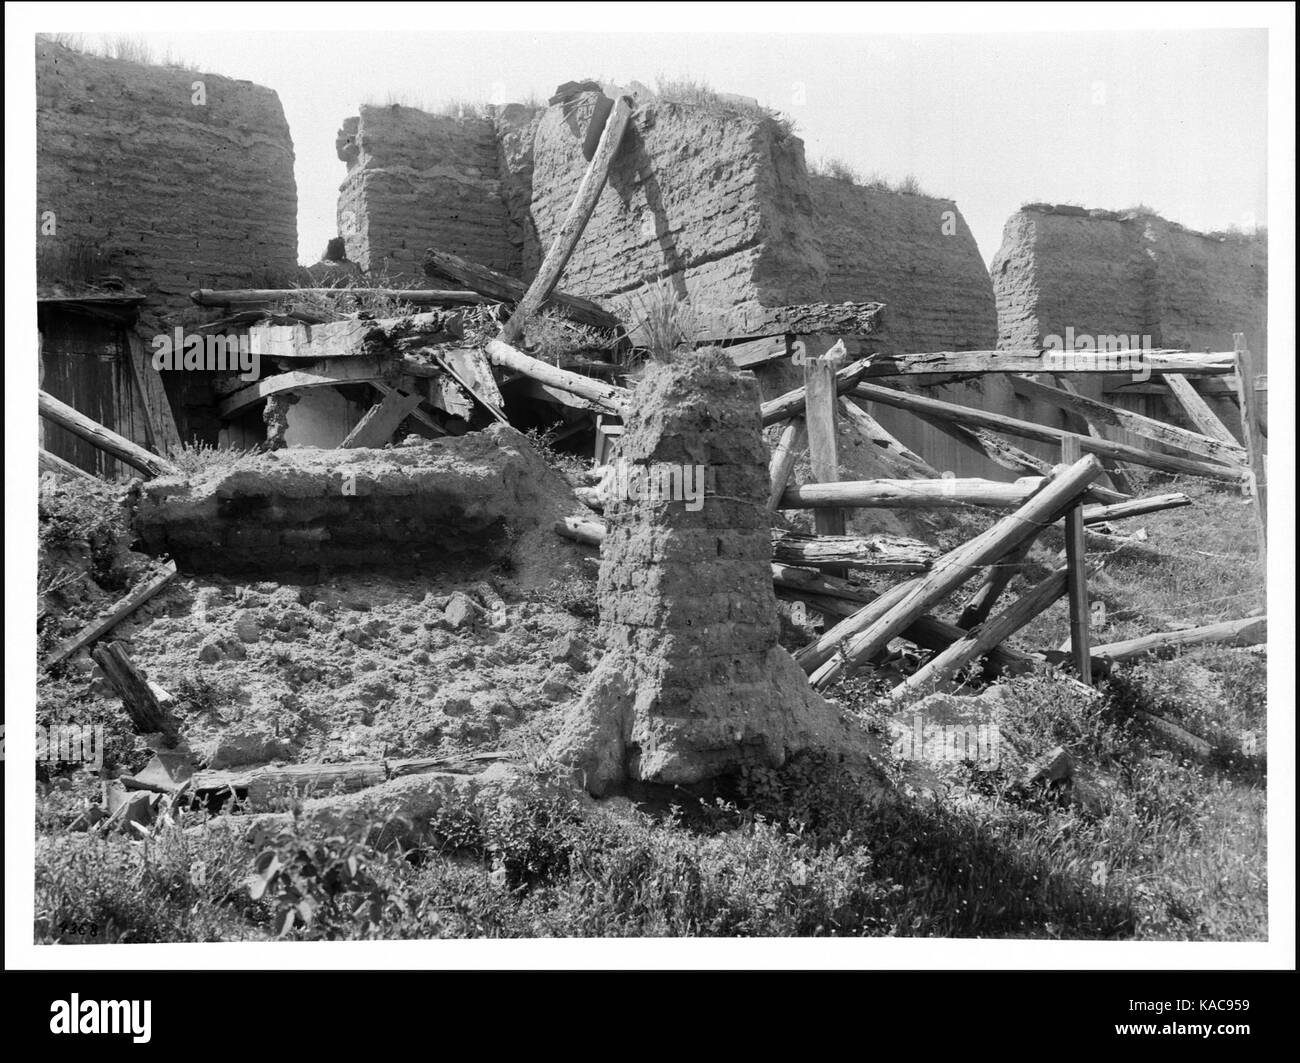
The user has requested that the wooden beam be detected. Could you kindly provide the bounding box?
[761,357,872,426]
[500,96,633,344]
[371,382,446,435]
[862,349,1236,377]
[1086,614,1266,664]
[799,454,1104,687]
[1049,375,1136,494]
[1081,492,1191,524]
[1060,437,1092,684]
[781,476,1052,511]
[771,530,936,571]
[767,418,806,513]
[247,313,460,364]
[721,335,790,370]
[1233,335,1267,556]
[434,347,509,423]
[126,332,182,453]
[957,538,1036,630]
[852,382,1249,485]
[894,564,1072,699]
[191,287,488,308]
[838,397,940,478]
[1010,373,1247,465]
[91,641,175,738]
[43,562,179,671]
[422,248,620,331]
[39,448,98,482]
[217,360,392,418]
[38,390,179,478]
[484,339,630,416]
[340,388,424,448]
[804,340,846,539]
[1163,373,1240,447]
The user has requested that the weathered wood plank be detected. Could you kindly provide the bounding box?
[91,641,175,738]
[766,418,806,513]
[217,359,393,418]
[1086,614,1266,663]
[770,530,936,570]
[804,340,846,539]
[340,388,424,448]
[38,390,179,478]
[862,349,1236,377]
[126,332,182,453]
[780,476,1048,510]
[1049,374,1136,494]
[1162,373,1241,447]
[43,562,179,671]
[839,397,940,478]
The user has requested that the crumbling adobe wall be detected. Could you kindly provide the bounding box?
[136,426,586,586]
[810,178,996,354]
[991,205,1267,364]
[336,105,529,280]
[548,352,873,796]
[36,39,298,333]
[529,93,827,309]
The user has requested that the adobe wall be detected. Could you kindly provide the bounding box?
[36,39,298,333]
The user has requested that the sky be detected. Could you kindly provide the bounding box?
[48,28,1269,267]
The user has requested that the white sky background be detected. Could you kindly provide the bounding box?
[62,27,1268,267]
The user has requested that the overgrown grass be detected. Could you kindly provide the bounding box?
[807,158,931,196]
[618,278,697,363]
[38,32,201,71]
[164,442,254,477]
[653,76,797,139]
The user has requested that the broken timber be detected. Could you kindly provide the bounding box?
[1163,373,1241,446]
[860,349,1236,378]
[39,448,98,482]
[340,388,424,448]
[851,382,1249,485]
[484,339,630,416]
[218,359,393,418]
[838,397,940,479]
[781,476,1052,510]
[501,95,634,344]
[799,454,1105,688]
[1082,615,1267,664]
[192,288,488,308]
[43,561,180,671]
[91,641,176,739]
[38,390,180,478]
[761,358,873,426]
[767,419,807,513]
[423,248,619,331]
[770,530,937,570]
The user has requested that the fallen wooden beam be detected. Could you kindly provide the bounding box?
[434,347,509,423]
[247,313,463,363]
[893,564,1072,698]
[39,448,98,482]
[771,530,937,571]
[1163,373,1240,447]
[501,96,633,344]
[1049,374,1136,495]
[722,336,791,370]
[861,349,1236,378]
[957,538,1036,630]
[799,454,1105,687]
[91,641,175,739]
[761,358,873,426]
[43,562,179,672]
[192,287,488,308]
[340,388,424,448]
[1080,492,1191,524]
[38,390,179,478]
[1010,373,1248,465]
[780,476,1049,510]
[423,248,620,331]
[767,418,806,513]
[851,382,1249,485]
[1084,615,1266,664]
[838,397,940,478]
[485,339,630,416]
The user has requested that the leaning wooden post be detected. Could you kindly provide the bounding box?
[803,339,847,548]
[766,418,807,515]
[1233,333,1267,558]
[38,389,180,478]
[1060,436,1092,684]
[499,96,633,344]
[91,641,176,740]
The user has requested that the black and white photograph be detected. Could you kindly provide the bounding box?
[5,0,1294,1019]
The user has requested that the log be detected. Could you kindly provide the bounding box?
[893,564,1072,698]
[767,418,806,513]
[192,287,489,308]
[804,340,846,539]
[1010,373,1247,465]
[722,335,790,370]
[218,359,393,418]
[339,388,424,448]
[422,248,619,330]
[501,96,633,343]
[38,390,180,478]
[43,562,179,671]
[761,358,873,426]
[39,448,98,482]
[770,530,937,570]
[957,538,1036,630]
[1086,615,1266,664]
[800,454,1105,687]
[1133,712,1214,760]
[1233,336,1267,555]
[1081,493,1191,524]
[1050,374,1136,494]
[839,397,940,478]
[861,349,1236,378]
[1163,373,1240,446]
[247,313,466,364]
[484,339,630,416]
[1060,437,1092,684]
[91,641,175,739]
[851,382,1248,485]
[779,476,1050,510]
